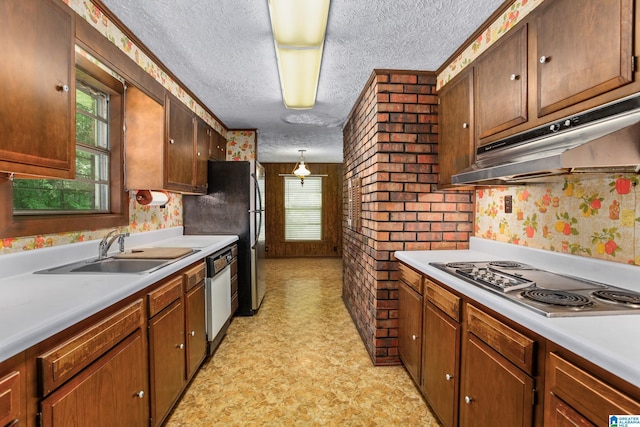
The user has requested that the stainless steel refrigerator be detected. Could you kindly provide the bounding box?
[183,160,265,316]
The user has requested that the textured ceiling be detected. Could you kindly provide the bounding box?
[100,0,503,163]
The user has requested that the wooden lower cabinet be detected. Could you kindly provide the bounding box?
[185,282,207,381]
[398,279,423,386]
[544,352,640,426]
[0,353,25,427]
[459,334,534,427]
[148,298,186,427]
[422,302,460,427]
[546,394,596,427]
[40,330,147,426]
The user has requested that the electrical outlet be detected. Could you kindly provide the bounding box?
[504,195,513,213]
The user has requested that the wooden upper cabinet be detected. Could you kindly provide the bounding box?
[124,86,165,191]
[0,0,75,178]
[536,0,634,117]
[166,93,196,192]
[209,129,227,160]
[438,70,474,187]
[476,25,528,141]
[194,117,210,192]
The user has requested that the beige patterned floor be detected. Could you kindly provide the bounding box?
[166,258,442,426]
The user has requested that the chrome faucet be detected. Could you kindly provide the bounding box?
[98,230,130,260]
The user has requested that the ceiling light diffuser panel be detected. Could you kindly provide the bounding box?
[269,0,330,109]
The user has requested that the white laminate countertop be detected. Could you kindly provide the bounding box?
[395,237,640,390]
[0,227,238,362]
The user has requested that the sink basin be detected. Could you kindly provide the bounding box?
[36,257,174,275]
[71,258,170,274]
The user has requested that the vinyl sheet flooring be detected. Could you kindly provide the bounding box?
[166,257,442,426]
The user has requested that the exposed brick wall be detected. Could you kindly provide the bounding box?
[342,70,473,366]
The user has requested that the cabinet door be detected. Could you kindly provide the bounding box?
[438,70,474,187]
[209,130,226,160]
[40,331,147,427]
[476,25,528,140]
[398,280,423,386]
[166,94,195,192]
[0,0,75,178]
[422,302,460,427]
[460,334,534,427]
[149,299,186,427]
[536,0,633,117]
[185,282,207,380]
[194,117,210,193]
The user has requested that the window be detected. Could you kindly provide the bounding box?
[13,79,111,214]
[284,176,322,241]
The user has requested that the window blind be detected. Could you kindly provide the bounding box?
[284,176,322,241]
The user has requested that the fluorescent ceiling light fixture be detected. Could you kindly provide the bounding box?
[268,0,330,109]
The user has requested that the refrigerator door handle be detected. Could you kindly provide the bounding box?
[250,173,264,249]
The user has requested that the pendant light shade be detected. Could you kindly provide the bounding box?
[293,150,311,184]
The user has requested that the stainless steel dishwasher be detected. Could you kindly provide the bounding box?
[205,247,232,354]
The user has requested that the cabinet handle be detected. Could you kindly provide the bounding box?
[176,343,184,349]
[135,390,145,399]
[539,55,549,64]
[190,330,196,337]
[510,74,519,81]
[445,373,453,381]
[411,334,418,340]
[170,138,175,144]
[56,83,70,92]
[6,419,19,426]
[462,123,469,129]
[464,396,473,404]
[197,152,201,156]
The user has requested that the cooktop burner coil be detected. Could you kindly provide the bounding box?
[444,262,476,269]
[592,290,640,306]
[522,289,593,308]
[488,261,526,269]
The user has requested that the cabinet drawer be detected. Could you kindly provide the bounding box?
[38,299,144,396]
[398,263,423,295]
[0,371,20,426]
[546,352,640,426]
[148,276,183,318]
[466,304,535,374]
[183,261,205,291]
[425,278,460,321]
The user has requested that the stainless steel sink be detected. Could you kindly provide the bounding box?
[35,255,193,275]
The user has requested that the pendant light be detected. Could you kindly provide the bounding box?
[293,149,311,184]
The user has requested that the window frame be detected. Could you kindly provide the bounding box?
[0,53,128,238]
[283,176,323,242]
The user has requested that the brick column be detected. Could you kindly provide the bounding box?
[343,70,473,365]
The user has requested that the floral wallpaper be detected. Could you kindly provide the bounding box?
[437,0,543,90]
[0,192,182,255]
[475,174,640,265]
[226,130,257,162]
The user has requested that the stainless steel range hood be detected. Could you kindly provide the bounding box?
[452,94,640,185]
